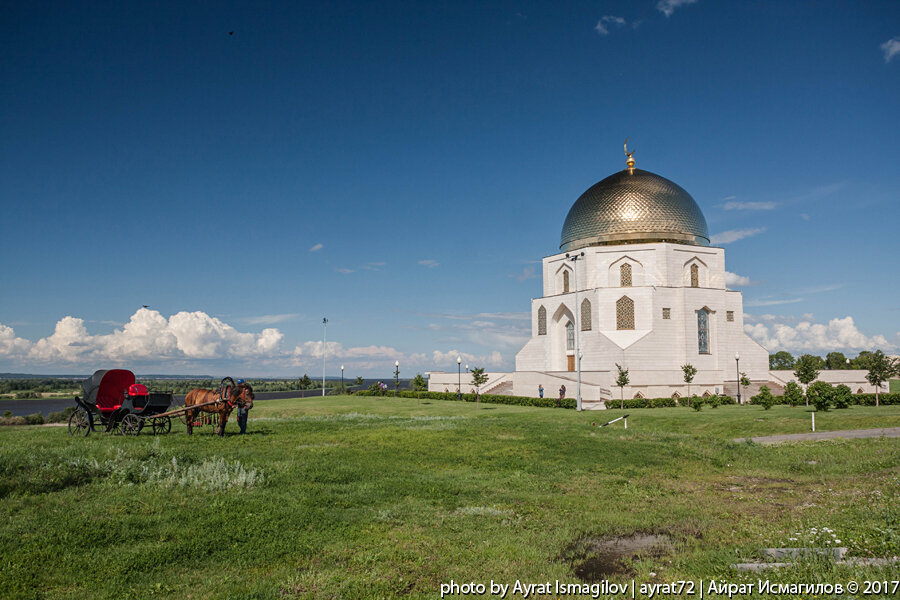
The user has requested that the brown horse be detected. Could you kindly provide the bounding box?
[184,382,254,436]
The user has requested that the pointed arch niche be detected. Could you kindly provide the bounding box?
[551,304,576,371]
[554,264,573,295]
[537,305,547,335]
[616,296,635,330]
[683,257,708,288]
[608,256,644,287]
[580,298,592,331]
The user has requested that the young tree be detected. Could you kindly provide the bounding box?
[354,376,364,386]
[864,350,899,407]
[769,351,795,370]
[299,374,313,390]
[807,381,834,412]
[681,363,697,398]
[783,381,804,407]
[470,367,489,409]
[615,363,629,409]
[793,354,822,406]
[825,351,848,370]
[411,373,427,403]
[752,385,776,410]
[832,384,852,409]
[739,372,751,405]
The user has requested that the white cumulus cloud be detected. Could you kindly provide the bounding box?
[431,349,504,368]
[657,0,698,17]
[744,315,895,353]
[309,243,323,252]
[724,271,752,287]
[418,259,439,268]
[710,227,766,244]
[595,15,626,35]
[0,308,285,366]
[882,36,900,62]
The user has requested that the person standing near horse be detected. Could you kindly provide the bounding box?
[235,378,252,434]
[184,378,254,436]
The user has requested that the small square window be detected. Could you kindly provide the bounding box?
[726,311,734,322]
[662,308,671,320]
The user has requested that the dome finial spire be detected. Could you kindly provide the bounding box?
[624,139,636,171]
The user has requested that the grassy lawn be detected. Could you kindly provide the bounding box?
[1,397,898,599]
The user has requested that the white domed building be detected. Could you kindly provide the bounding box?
[430,150,772,407]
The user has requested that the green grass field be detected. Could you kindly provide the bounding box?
[1,397,898,599]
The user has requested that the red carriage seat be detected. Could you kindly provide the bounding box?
[94,370,136,413]
[129,384,148,396]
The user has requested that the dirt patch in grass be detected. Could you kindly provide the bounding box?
[561,533,672,580]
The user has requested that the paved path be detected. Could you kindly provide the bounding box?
[736,427,900,445]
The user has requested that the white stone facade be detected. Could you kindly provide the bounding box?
[508,242,769,404]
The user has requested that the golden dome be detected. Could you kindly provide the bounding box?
[560,168,710,251]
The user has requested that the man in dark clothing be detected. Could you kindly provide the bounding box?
[558,384,566,407]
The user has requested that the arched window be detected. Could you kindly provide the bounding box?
[697,308,710,354]
[566,322,575,350]
[616,296,635,330]
[702,391,711,398]
[580,298,592,331]
[563,270,570,293]
[690,264,699,288]
[672,392,681,400]
[537,306,547,335]
[633,391,644,399]
[620,263,632,287]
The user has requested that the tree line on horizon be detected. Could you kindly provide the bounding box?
[769,350,896,371]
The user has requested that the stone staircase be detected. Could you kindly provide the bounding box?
[483,378,514,395]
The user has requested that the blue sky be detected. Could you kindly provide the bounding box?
[1,1,898,376]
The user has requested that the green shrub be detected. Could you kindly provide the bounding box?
[2,410,11,418]
[691,396,704,411]
[852,392,900,406]
[752,386,776,410]
[807,381,833,412]
[0,416,27,426]
[46,406,76,423]
[707,395,722,409]
[602,397,678,409]
[784,381,804,407]
[24,413,44,425]
[832,384,852,409]
[15,391,41,399]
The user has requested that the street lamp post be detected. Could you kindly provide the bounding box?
[394,360,400,397]
[322,317,328,397]
[566,251,585,411]
[457,356,462,401]
[735,352,741,404]
[341,365,344,395]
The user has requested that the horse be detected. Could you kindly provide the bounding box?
[184,382,254,436]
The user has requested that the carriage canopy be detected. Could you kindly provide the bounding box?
[81,369,135,411]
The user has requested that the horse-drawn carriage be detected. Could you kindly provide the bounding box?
[68,369,175,436]
[68,369,255,437]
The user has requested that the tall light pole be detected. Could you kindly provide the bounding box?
[394,360,400,397]
[322,317,328,397]
[566,251,585,411]
[735,352,741,404]
[341,365,344,395]
[457,356,462,401]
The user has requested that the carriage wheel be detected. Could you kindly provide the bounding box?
[68,409,90,437]
[152,416,171,435]
[120,414,142,436]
